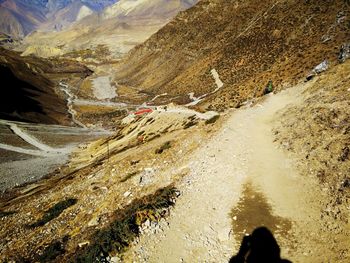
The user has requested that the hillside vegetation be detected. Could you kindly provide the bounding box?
[114,0,349,109]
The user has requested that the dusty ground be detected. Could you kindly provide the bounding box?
[273,60,350,255]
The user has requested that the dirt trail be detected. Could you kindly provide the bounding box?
[9,124,59,152]
[126,83,333,262]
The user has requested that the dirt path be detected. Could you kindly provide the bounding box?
[186,68,224,106]
[126,83,333,262]
[8,124,60,153]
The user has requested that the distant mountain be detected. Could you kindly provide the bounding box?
[46,0,72,13]
[103,0,197,19]
[40,1,95,31]
[0,0,118,37]
[81,0,117,11]
[0,0,47,37]
[21,0,198,59]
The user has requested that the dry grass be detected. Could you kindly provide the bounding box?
[70,186,178,262]
[113,1,350,112]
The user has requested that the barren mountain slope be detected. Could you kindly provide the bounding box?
[273,60,350,233]
[38,1,94,32]
[103,0,198,20]
[114,0,349,109]
[0,0,119,37]
[0,0,46,37]
[0,47,92,124]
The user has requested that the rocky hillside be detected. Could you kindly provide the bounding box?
[273,59,350,230]
[114,0,350,110]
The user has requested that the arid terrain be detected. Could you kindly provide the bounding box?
[0,0,349,262]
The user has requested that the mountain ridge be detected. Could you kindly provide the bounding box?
[19,0,198,59]
[0,0,119,37]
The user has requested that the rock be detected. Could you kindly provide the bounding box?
[110,256,121,263]
[139,168,155,186]
[144,168,155,173]
[78,241,90,248]
[144,219,151,228]
[339,44,350,63]
[218,227,231,242]
[88,217,99,227]
[124,191,132,197]
[312,60,329,74]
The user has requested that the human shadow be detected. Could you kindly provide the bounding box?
[229,226,292,263]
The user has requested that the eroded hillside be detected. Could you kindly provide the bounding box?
[273,60,350,233]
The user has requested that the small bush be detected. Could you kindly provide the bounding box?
[183,120,198,129]
[155,141,172,154]
[205,115,220,125]
[120,172,138,183]
[37,237,68,263]
[0,211,16,218]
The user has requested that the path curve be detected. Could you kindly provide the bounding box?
[126,84,329,262]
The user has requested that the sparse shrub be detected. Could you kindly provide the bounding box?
[205,115,220,125]
[72,186,178,262]
[0,211,16,218]
[120,172,138,183]
[183,120,198,129]
[37,237,68,263]
[155,141,172,154]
